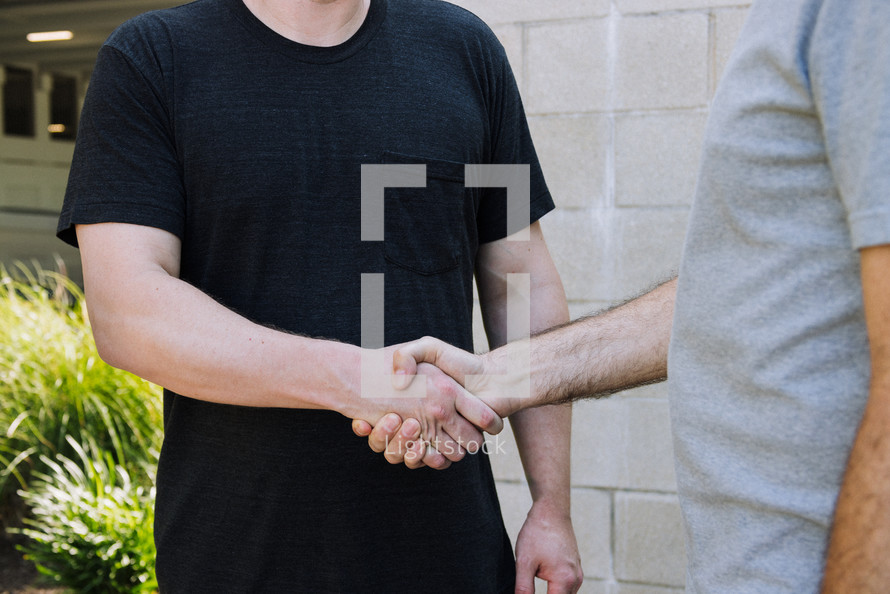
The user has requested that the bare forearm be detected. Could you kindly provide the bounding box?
[89,268,360,414]
[822,246,890,592]
[490,278,676,410]
[822,378,890,592]
[479,258,572,506]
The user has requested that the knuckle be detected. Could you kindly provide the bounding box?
[515,554,535,568]
[557,569,579,585]
[430,375,452,396]
[427,402,450,422]
[477,407,496,431]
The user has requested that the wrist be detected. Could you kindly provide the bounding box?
[527,493,572,520]
[320,341,367,419]
[481,344,530,417]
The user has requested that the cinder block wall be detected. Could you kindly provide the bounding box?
[454,1,752,592]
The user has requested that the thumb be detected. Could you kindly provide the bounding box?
[394,336,484,388]
[391,347,419,390]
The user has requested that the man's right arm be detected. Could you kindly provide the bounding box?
[407,278,675,412]
[77,222,502,458]
[355,278,677,458]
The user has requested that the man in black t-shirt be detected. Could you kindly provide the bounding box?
[58,0,581,591]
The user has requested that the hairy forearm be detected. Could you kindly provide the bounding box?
[489,278,676,410]
[822,374,890,592]
[822,245,890,592]
[89,268,361,414]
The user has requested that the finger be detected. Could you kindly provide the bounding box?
[403,437,428,470]
[393,337,443,375]
[422,443,452,470]
[352,419,372,437]
[394,337,482,385]
[455,391,504,435]
[367,413,402,453]
[426,430,466,464]
[514,558,538,594]
[544,578,578,594]
[384,418,421,465]
[418,367,479,460]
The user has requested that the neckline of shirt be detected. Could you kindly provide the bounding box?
[226,0,387,64]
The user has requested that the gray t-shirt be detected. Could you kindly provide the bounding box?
[668,1,890,592]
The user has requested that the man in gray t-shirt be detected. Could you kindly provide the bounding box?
[360,0,890,591]
[669,1,890,591]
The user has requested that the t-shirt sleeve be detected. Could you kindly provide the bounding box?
[57,35,185,248]
[475,33,554,244]
[810,0,890,250]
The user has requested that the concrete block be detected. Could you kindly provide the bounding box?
[609,208,689,301]
[579,581,612,594]
[713,8,751,93]
[572,488,613,580]
[448,0,610,27]
[572,397,676,491]
[615,111,707,207]
[617,0,749,13]
[541,206,688,304]
[613,585,685,594]
[571,398,628,488]
[539,207,612,303]
[614,493,687,587]
[615,13,709,110]
[527,19,610,114]
[492,24,525,93]
[625,399,678,491]
[530,114,610,210]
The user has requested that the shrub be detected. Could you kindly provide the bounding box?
[0,264,163,508]
[14,436,158,593]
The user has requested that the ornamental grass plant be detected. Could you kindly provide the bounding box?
[0,263,162,591]
[0,263,162,508]
[14,437,159,593]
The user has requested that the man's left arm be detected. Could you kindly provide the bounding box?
[476,221,583,594]
[822,244,890,592]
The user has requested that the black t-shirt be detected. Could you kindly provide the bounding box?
[58,0,554,591]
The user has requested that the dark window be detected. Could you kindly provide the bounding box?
[49,73,77,141]
[3,66,35,137]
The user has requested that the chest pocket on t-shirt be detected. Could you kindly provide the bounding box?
[381,152,474,276]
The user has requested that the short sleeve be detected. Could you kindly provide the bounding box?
[810,0,890,250]
[474,33,554,244]
[57,34,185,247]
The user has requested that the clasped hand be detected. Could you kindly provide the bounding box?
[353,337,526,470]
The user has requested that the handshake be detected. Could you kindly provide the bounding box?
[346,279,675,470]
[348,336,538,471]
